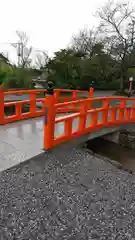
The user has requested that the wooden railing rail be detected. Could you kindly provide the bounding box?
[0,88,94,125]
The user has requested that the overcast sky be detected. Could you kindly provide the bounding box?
[0,0,123,63]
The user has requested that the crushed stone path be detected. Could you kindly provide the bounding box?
[0,147,135,239]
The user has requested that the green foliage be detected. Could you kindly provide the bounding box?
[46,49,82,89]
[0,40,134,91]
[45,46,121,90]
[0,67,33,89]
[0,53,36,89]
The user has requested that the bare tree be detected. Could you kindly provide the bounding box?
[72,28,102,59]
[96,1,135,90]
[12,31,32,68]
[35,51,49,69]
[0,52,10,64]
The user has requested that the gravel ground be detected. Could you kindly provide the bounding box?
[0,147,135,239]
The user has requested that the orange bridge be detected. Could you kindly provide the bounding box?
[0,87,134,171]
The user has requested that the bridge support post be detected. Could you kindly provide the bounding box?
[103,132,120,144]
[0,88,4,124]
[43,95,55,150]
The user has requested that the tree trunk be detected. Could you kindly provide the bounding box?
[120,76,124,91]
[120,61,125,91]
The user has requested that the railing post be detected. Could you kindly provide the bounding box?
[16,102,22,120]
[72,90,77,100]
[0,88,4,124]
[43,95,55,150]
[79,102,88,132]
[29,92,36,115]
[54,89,60,103]
[125,107,131,121]
[102,99,109,124]
[88,88,94,98]
[88,88,94,109]
[132,100,135,120]
[119,99,126,121]
[110,109,117,122]
[72,90,77,110]
[91,111,98,127]
[65,119,72,138]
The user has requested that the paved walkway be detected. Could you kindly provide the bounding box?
[0,117,44,172]
[0,147,135,239]
[0,114,80,172]
[0,108,108,172]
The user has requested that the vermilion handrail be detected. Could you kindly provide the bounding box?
[43,95,135,150]
[4,89,47,95]
[0,87,94,125]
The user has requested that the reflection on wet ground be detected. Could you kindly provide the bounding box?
[87,137,135,172]
[0,113,83,172]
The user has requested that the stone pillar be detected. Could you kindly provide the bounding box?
[103,132,120,144]
[119,130,135,149]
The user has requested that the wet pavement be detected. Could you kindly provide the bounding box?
[0,113,84,172]
[0,117,44,172]
[4,94,29,102]
[0,114,90,172]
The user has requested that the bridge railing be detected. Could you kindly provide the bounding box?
[0,88,94,125]
[43,96,135,149]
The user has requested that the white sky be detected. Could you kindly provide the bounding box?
[0,0,123,63]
